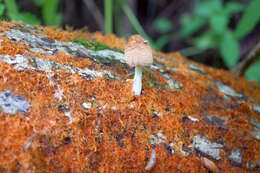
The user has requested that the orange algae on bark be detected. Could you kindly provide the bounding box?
[0,21,259,172]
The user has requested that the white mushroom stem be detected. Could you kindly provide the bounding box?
[132,66,143,95]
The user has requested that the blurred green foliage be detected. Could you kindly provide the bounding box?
[178,0,260,86]
[0,0,61,26]
[109,0,260,86]
[4,0,40,25]
[153,17,174,34]
[234,0,260,39]
[40,0,62,26]
[180,0,244,68]
[245,57,260,85]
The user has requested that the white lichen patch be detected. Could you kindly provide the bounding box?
[111,106,117,110]
[251,129,260,140]
[65,111,73,123]
[46,70,55,87]
[152,109,163,118]
[89,49,125,63]
[249,118,260,129]
[6,29,122,80]
[149,131,167,146]
[103,70,119,79]
[0,90,30,115]
[0,54,110,81]
[54,86,64,101]
[145,149,156,171]
[45,70,64,101]
[162,73,182,91]
[253,104,260,114]
[192,134,223,160]
[189,64,206,74]
[82,102,92,109]
[228,149,242,165]
[168,142,175,154]
[217,83,243,98]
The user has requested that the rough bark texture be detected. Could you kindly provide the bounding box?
[0,21,259,172]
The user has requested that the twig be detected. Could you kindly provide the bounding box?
[232,41,260,76]
[83,0,104,32]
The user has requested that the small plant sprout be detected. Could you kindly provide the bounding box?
[125,35,153,95]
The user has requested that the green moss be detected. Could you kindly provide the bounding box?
[147,71,182,91]
[73,37,111,51]
[147,71,165,89]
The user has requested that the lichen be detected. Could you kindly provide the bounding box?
[0,21,259,172]
[0,90,30,115]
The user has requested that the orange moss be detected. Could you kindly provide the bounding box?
[93,32,126,51]
[0,37,29,55]
[0,21,259,172]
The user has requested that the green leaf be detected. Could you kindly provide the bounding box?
[53,13,62,26]
[32,0,45,7]
[194,0,222,17]
[153,17,173,33]
[194,31,216,50]
[9,12,41,25]
[115,0,125,5]
[0,4,5,16]
[225,2,244,14]
[209,11,228,34]
[220,32,239,68]
[234,0,260,39]
[180,15,206,37]
[154,35,171,50]
[245,57,260,86]
[104,0,113,34]
[42,0,60,26]
[5,0,19,17]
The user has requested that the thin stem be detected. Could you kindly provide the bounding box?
[114,3,121,36]
[122,5,150,41]
[105,0,113,34]
[83,0,104,32]
[132,67,143,95]
[232,41,260,76]
[122,5,164,50]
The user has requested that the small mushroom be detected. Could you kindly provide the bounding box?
[125,35,153,95]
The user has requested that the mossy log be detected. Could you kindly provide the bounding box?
[0,21,259,172]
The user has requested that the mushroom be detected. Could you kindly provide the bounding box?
[125,35,153,95]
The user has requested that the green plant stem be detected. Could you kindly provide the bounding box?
[114,3,121,36]
[83,0,104,32]
[122,5,150,42]
[105,0,113,34]
[4,0,18,17]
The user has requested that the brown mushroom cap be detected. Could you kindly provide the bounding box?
[125,35,153,67]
